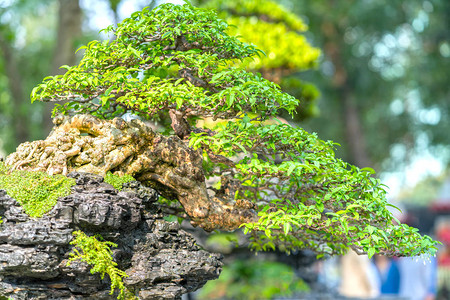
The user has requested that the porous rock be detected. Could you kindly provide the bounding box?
[0,173,222,299]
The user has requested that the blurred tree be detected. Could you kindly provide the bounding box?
[44,0,83,133]
[198,259,309,300]
[290,0,449,172]
[202,0,321,121]
[0,0,58,152]
[0,24,28,146]
[0,0,85,154]
[107,0,122,24]
[398,170,450,206]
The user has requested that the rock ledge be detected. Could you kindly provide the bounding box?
[0,172,222,299]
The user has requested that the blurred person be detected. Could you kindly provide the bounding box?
[397,255,437,300]
[435,220,450,299]
[373,255,400,295]
[390,209,438,300]
[339,250,380,298]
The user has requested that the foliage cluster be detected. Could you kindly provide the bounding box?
[31,3,294,121]
[191,118,437,257]
[104,171,135,191]
[206,0,307,31]
[205,0,320,71]
[30,2,439,257]
[0,161,75,217]
[204,0,321,120]
[67,230,130,299]
[198,259,309,300]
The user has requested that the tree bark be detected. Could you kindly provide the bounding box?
[43,0,82,134]
[0,31,29,146]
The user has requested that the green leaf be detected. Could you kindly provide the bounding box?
[105,86,114,96]
[283,223,291,235]
[346,204,362,210]
[75,45,87,53]
[176,97,183,109]
[242,115,251,123]
[316,201,324,213]
[360,167,375,174]
[161,31,172,39]
[286,163,296,176]
[385,203,402,213]
[226,91,235,107]
[366,225,375,234]
[340,219,348,233]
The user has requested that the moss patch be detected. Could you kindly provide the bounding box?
[0,162,76,217]
[67,231,131,299]
[104,172,135,191]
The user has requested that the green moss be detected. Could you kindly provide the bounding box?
[104,172,135,191]
[0,162,76,218]
[67,231,132,299]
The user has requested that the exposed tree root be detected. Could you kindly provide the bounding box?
[5,114,257,231]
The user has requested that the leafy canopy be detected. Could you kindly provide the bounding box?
[31,2,295,121]
[31,2,438,257]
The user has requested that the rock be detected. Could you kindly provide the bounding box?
[0,172,223,299]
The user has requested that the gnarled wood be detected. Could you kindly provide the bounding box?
[5,114,258,231]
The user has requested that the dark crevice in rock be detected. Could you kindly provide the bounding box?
[0,172,223,299]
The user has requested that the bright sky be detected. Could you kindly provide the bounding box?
[80,0,144,31]
[80,0,185,32]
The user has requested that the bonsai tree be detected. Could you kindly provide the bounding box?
[21,2,437,257]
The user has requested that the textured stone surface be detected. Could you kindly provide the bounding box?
[0,173,222,299]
